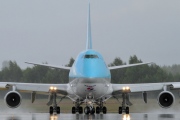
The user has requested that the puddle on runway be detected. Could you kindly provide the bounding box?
[0,113,179,120]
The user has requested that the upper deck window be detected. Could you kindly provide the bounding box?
[84,54,99,59]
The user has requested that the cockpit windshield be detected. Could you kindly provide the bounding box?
[84,54,99,59]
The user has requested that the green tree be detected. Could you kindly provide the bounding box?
[129,55,142,64]
[1,61,22,82]
[0,57,178,84]
[109,57,126,83]
[65,57,75,67]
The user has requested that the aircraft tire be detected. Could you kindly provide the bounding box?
[49,106,53,115]
[72,107,76,114]
[91,107,95,114]
[126,107,129,114]
[96,107,100,114]
[79,107,83,114]
[103,106,107,114]
[57,106,60,114]
[119,107,122,114]
[84,106,90,114]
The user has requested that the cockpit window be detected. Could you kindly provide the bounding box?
[84,54,99,59]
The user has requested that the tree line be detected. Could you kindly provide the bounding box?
[0,56,180,84]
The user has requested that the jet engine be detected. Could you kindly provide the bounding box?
[4,91,22,108]
[157,91,175,108]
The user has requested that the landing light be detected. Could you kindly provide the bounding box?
[54,87,57,90]
[126,87,129,90]
[122,86,130,91]
[50,87,57,91]
[88,101,92,104]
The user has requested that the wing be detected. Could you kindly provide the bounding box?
[112,82,180,95]
[0,82,68,95]
[0,82,71,108]
[25,62,71,70]
[111,82,180,110]
[108,62,153,70]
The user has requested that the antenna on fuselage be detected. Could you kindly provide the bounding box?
[86,0,92,50]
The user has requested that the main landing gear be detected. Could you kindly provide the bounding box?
[118,93,132,114]
[72,100,83,114]
[47,92,60,115]
[96,106,107,114]
[71,96,107,114]
[95,100,107,114]
[84,98,107,114]
[83,106,107,114]
[72,106,83,114]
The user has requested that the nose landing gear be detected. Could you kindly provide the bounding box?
[84,106,95,114]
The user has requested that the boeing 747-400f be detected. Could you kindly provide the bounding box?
[0,2,178,115]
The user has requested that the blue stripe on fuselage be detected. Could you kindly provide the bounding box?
[69,50,111,80]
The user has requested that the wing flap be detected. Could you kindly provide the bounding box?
[170,83,180,89]
[0,83,10,90]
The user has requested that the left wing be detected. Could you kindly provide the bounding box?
[113,83,163,95]
[108,62,153,70]
[112,82,180,95]
[111,82,180,108]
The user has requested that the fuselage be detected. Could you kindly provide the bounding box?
[68,49,112,100]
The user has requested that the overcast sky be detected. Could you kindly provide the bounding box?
[0,0,180,69]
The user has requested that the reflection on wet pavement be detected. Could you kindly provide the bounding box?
[50,115,58,120]
[0,113,179,120]
[122,114,130,120]
[6,116,21,120]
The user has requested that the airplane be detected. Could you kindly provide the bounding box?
[0,1,179,115]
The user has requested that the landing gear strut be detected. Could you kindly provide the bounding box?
[118,93,131,114]
[48,92,60,114]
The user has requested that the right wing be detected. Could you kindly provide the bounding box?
[25,62,71,70]
[0,82,72,108]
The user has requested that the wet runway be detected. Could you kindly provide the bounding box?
[0,113,179,120]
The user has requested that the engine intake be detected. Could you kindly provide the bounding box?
[157,91,174,108]
[4,91,22,108]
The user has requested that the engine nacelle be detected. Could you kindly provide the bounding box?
[157,91,175,108]
[4,91,22,108]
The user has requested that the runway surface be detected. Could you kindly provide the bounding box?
[0,113,179,120]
